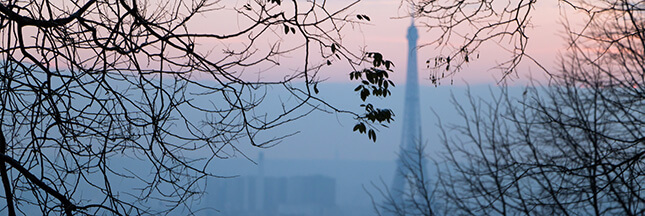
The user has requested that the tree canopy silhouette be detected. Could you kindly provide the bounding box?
[371,0,644,215]
[0,0,394,215]
[406,0,643,81]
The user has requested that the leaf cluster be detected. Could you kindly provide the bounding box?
[350,52,395,142]
[267,0,281,5]
[356,14,371,21]
[426,48,477,86]
[283,24,296,34]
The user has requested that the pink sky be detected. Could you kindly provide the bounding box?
[189,0,590,86]
[346,0,589,86]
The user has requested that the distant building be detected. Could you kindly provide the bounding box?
[390,17,425,206]
[206,175,338,216]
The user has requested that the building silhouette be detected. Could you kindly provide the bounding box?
[205,153,338,216]
[389,17,424,207]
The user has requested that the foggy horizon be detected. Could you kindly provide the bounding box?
[1,0,643,215]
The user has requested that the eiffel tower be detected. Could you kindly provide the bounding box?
[389,17,423,208]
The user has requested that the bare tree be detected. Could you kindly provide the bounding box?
[406,0,640,81]
[434,1,645,214]
[368,142,435,216]
[370,0,645,215]
[0,0,394,215]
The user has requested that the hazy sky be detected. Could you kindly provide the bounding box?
[177,0,595,162]
[196,0,587,86]
[162,0,596,91]
[201,0,590,162]
[348,0,585,85]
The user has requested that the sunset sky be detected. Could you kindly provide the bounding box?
[219,0,593,161]
[181,0,590,86]
[341,0,587,85]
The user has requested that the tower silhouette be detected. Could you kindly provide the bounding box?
[390,18,423,207]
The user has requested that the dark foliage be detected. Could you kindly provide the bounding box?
[0,0,392,215]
